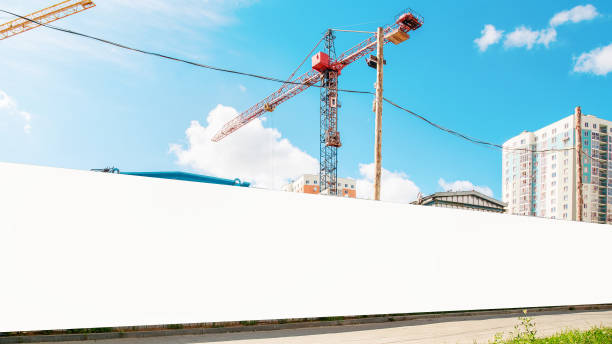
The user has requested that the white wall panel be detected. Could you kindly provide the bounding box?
[0,162,610,332]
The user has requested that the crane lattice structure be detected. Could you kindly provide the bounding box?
[212,9,423,196]
[0,0,95,41]
[320,29,340,196]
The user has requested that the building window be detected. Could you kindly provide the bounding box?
[594,124,597,129]
[306,180,310,184]
[351,185,354,188]
[585,122,589,127]
[314,180,317,184]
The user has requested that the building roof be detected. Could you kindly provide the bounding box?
[414,190,506,208]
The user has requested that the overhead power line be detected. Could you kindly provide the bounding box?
[2,8,600,160]
[0,9,371,95]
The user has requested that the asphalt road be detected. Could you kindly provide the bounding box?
[57,310,612,344]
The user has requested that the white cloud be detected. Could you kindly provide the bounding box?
[474,24,503,52]
[503,26,558,50]
[170,104,318,190]
[0,0,257,72]
[102,0,257,28]
[504,26,541,50]
[483,4,598,52]
[438,178,493,197]
[536,27,557,48]
[355,163,420,204]
[0,90,33,134]
[574,42,612,76]
[550,4,599,27]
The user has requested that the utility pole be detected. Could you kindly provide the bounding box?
[373,27,384,201]
[575,106,583,222]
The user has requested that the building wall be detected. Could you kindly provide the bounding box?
[283,174,356,198]
[503,114,611,223]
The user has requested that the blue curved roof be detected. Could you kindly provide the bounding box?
[120,171,250,187]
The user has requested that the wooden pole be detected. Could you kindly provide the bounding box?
[373,27,384,201]
[575,106,583,222]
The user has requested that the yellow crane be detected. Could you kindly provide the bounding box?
[0,0,95,40]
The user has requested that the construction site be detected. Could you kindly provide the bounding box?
[1,1,612,343]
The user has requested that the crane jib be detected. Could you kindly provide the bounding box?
[211,9,423,143]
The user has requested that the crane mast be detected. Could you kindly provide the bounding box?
[212,9,423,196]
[320,30,340,195]
[0,0,95,40]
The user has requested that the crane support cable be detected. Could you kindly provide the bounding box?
[284,35,324,87]
[1,8,596,159]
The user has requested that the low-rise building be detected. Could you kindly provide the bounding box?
[413,190,506,213]
[282,174,356,198]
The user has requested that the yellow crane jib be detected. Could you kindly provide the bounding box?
[0,0,95,41]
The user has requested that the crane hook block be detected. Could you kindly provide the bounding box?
[325,130,342,148]
[264,104,275,112]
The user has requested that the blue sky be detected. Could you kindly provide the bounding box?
[1,0,611,201]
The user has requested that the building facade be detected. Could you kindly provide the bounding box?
[282,174,357,198]
[502,113,612,224]
[412,190,506,213]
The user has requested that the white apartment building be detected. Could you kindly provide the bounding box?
[282,174,356,198]
[503,112,612,224]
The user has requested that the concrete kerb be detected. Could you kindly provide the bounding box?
[2,304,611,343]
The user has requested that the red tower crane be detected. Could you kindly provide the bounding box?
[212,9,423,196]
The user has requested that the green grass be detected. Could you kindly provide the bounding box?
[490,327,612,343]
[488,310,612,343]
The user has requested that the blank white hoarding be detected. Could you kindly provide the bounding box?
[0,162,611,332]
